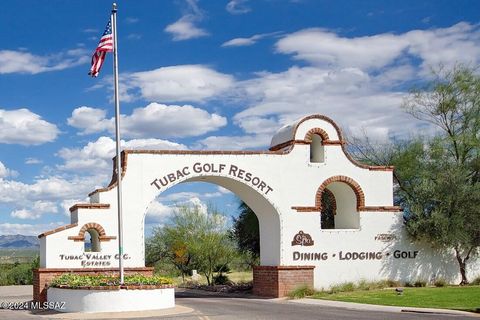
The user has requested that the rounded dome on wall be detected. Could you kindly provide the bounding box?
[270,114,343,150]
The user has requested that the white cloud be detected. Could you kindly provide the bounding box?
[165,0,208,41]
[227,23,480,142]
[275,23,480,72]
[276,28,409,70]
[404,22,480,74]
[121,103,227,138]
[67,107,113,135]
[0,161,18,178]
[25,158,42,165]
[91,65,235,103]
[222,32,281,47]
[158,192,203,202]
[60,199,85,217]
[145,196,208,224]
[188,197,208,214]
[10,200,58,220]
[57,136,187,173]
[0,49,89,74]
[0,162,113,236]
[0,176,104,205]
[0,108,59,145]
[125,17,139,24]
[231,65,412,141]
[158,191,223,203]
[222,35,264,47]
[145,200,175,223]
[130,65,235,102]
[165,16,208,41]
[0,222,64,236]
[0,174,106,227]
[68,103,227,138]
[226,0,251,15]
[196,134,271,150]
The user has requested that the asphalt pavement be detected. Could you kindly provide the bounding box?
[0,286,478,320]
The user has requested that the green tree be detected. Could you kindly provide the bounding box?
[231,201,260,260]
[146,204,237,285]
[146,225,193,281]
[351,64,480,284]
[401,65,480,284]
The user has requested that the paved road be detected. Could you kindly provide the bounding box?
[150,291,477,320]
[0,286,478,320]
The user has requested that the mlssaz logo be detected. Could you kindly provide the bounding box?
[291,231,314,246]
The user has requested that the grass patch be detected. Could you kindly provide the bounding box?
[227,271,253,283]
[289,285,315,299]
[314,286,480,312]
[325,280,399,294]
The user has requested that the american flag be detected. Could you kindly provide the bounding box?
[89,20,113,77]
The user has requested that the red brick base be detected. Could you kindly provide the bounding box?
[33,267,154,302]
[253,265,314,297]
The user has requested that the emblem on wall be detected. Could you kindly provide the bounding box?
[291,231,314,246]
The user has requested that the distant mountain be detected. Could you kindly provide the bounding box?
[0,235,39,249]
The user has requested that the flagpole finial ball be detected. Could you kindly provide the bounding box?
[112,3,117,12]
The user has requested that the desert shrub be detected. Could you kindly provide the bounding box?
[434,278,447,287]
[329,282,355,293]
[355,279,370,291]
[384,279,401,287]
[414,279,427,287]
[0,262,36,285]
[8,263,33,285]
[326,280,401,294]
[213,274,231,285]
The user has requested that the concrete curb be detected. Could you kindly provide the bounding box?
[290,298,480,317]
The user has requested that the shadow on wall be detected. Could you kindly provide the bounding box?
[380,219,459,284]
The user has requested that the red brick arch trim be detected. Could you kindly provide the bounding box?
[304,128,330,142]
[68,222,116,242]
[316,176,365,211]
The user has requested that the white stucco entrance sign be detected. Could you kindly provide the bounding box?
[37,114,480,298]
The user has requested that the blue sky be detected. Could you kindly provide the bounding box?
[0,0,479,236]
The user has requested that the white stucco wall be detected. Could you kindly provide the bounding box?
[39,114,480,289]
[48,288,174,312]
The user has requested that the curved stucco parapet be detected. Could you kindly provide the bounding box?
[270,114,342,148]
[269,114,393,171]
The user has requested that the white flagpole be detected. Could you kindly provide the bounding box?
[111,2,124,285]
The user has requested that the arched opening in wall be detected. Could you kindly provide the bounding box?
[84,229,101,252]
[142,176,281,282]
[319,181,361,230]
[310,134,324,163]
